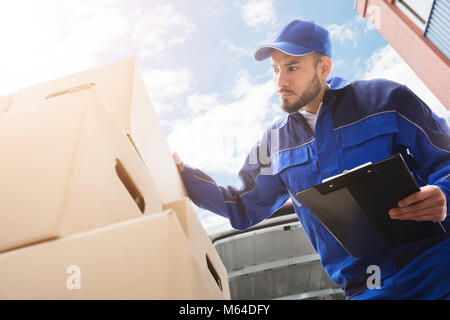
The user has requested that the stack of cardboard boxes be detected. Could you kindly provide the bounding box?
[0,59,230,299]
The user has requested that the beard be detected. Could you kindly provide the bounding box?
[280,71,322,114]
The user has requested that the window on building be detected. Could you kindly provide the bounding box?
[395,0,435,31]
[423,0,450,59]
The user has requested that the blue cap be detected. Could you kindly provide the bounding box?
[254,20,332,61]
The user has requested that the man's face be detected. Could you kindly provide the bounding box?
[271,50,322,113]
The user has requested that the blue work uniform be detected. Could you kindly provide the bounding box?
[180,77,450,299]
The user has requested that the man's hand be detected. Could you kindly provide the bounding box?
[389,185,447,223]
[172,151,184,173]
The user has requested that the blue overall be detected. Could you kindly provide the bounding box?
[180,77,450,299]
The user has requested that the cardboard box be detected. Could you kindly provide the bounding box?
[0,205,230,299]
[0,93,14,113]
[0,87,163,253]
[7,59,186,203]
[162,197,229,297]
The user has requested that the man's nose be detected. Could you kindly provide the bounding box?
[275,70,290,88]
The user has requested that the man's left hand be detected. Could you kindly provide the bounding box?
[389,185,447,223]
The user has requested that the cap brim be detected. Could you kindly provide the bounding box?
[254,42,315,61]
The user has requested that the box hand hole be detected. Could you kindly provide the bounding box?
[115,158,145,214]
[45,83,96,100]
[206,253,222,291]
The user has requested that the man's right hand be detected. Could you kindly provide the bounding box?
[172,151,184,173]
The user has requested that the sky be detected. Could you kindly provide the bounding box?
[0,0,448,231]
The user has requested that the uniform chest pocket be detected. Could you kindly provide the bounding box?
[273,144,317,192]
[338,112,399,163]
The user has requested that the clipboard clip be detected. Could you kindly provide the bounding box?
[315,163,377,195]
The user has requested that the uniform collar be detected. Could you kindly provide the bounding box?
[323,76,350,105]
[326,76,350,91]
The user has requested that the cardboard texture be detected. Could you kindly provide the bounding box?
[162,197,230,297]
[0,93,14,113]
[8,59,186,203]
[0,208,230,300]
[0,61,230,299]
[0,88,163,253]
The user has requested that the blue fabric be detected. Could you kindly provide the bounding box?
[254,19,332,61]
[351,237,450,300]
[180,77,450,299]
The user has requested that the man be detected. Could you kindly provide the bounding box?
[173,20,450,299]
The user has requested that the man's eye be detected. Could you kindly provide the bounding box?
[273,67,280,73]
[288,66,298,71]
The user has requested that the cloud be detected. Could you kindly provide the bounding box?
[201,1,230,17]
[241,0,276,27]
[144,69,192,100]
[332,59,345,68]
[361,45,449,120]
[127,4,195,59]
[354,13,376,34]
[0,1,96,93]
[186,93,220,115]
[327,22,358,47]
[0,1,194,95]
[197,209,230,230]
[143,68,193,118]
[222,39,254,58]
[167,70,278,175]
[326,15,381,50]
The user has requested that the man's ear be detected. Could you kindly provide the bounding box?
[320,56,332,79]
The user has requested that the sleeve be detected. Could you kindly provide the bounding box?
[393,85,450,228]
[180,130,290,231]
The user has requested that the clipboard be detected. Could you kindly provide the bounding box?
[296,154,446,257]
